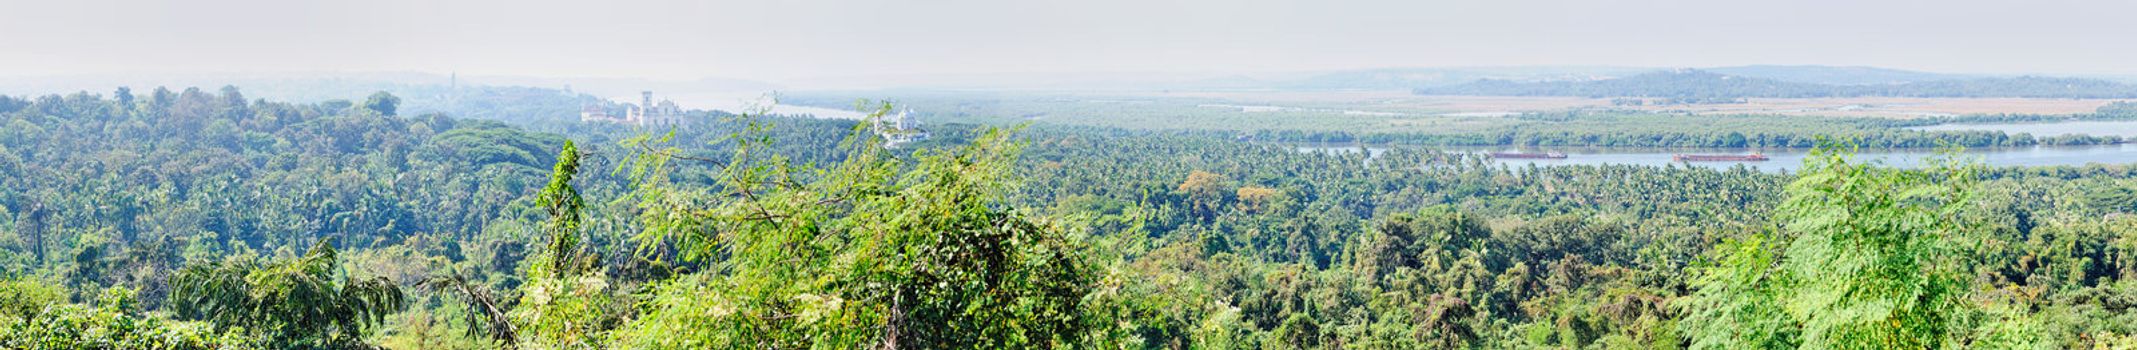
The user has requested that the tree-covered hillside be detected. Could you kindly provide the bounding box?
[4,88,2137,349]
[1703,65,1969,85]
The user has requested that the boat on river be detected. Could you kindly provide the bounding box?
[1489,152,1568,159]
[1673,152,1770,162]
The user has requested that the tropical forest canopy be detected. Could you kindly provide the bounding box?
[2,85,2137,349]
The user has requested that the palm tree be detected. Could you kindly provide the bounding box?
[169,238,405,348]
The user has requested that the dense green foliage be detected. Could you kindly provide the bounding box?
[5,87,2137,349]
[605,118,1097,348]
[169,240,406,348]
[1682,148,1986,348]
[2,286,257,350]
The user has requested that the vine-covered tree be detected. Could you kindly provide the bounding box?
[511,139,615,349]
[608,108,1097,348]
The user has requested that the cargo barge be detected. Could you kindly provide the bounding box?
[1673,153,1769,162]
[1488,152,1569,159]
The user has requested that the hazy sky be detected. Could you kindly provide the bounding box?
[3,0,2133,84]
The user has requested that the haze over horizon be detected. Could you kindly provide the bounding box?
[4,0,2134,88]
[14,1,2137,348]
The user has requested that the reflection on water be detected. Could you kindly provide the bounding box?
[1298,143,2137,173]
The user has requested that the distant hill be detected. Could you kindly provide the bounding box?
[1705,65,1971,85]
[1415,69,2137,98]
[1415,69,1829,98]
[1276,66,1651,90]
[1209,65,1978,91]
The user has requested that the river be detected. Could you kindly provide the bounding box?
[1303,144,2137,172]
[1448,144,2137,173]
[648,93,875,120]
[1299,120,2137,172]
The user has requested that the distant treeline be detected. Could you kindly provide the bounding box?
[1225,105,2137,148]
[1243,128,2121,148]
[1416,69,2137,99]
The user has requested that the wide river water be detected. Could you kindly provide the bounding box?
[1301,144,2137,173]
[1299,121,2137,173]
[1457,144,2137,173]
